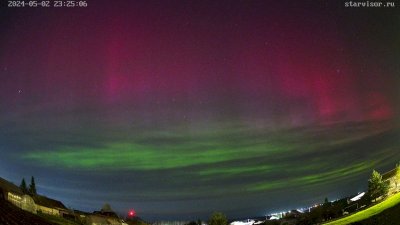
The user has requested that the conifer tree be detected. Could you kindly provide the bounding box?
[29,176,37,195]
[20,178,28,194]
[368,170,389,201]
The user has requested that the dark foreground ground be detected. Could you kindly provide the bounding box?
[0,198,55,225]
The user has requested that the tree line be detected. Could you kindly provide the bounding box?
[19,176,37,195]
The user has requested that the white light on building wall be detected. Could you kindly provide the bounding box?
[8,193,22,200]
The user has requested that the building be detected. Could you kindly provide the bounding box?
[75,209,90,224]
[0,176,72,217]
[0,177,23,206]
[0,195,54,225]
[86,214,112,225]
[382,166,400,195]
[85,204,127,225]
[33,194,69,216]
[0,177,37,214]
[86,213,127,225]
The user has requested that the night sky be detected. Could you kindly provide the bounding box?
[1,0,399,221]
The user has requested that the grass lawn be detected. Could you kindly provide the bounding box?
[323,192,400,225]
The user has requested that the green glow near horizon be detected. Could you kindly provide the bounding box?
[20,124,394,197]
[22,139,376,194]
[247,161,374,191]
[23,141,291,170]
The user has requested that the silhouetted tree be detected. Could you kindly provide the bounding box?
[208,212,227,225]
[101,203,113,212]
[28,176,37,195]
[186,221,197,225]
[324,197,329,206]
[368,170,389,202]
[20,178,28,194]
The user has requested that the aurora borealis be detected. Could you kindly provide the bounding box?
[0,0,399,220]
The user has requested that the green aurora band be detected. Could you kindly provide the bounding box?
[22,122,399,194]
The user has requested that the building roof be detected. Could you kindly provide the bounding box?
[382,168,398,180]
[88,214,119,225]
[74,209,90,215]
[32,195,67,210]
[88,215,108,224]
[0,177,23,195]
[350,192,365,202]
[94,210,119,219]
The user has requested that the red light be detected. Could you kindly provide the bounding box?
[128,209,136,217]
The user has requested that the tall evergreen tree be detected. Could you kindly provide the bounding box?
[20,178,28,194]
[368,170,389,202]
[29,176,37,195]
